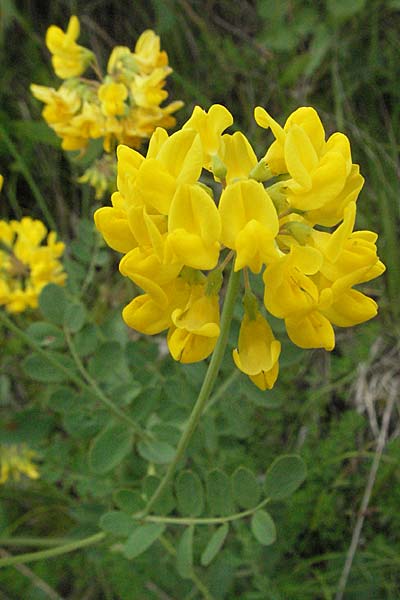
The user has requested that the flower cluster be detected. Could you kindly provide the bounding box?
[0,216,66,313]
[94,104,385,390]
[31,16,183,198]
[0,444,39,484]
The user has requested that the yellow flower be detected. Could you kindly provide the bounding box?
[219,179,279,273]
[122,278,190,335]
[233,311,281,390]
[219,132,258,184]
[46,16,93,79]
[130,68,171,109]
[94,102,385,388]
[167,285,220,363]
[0,217,66,313]
[98,81,128,116]
[255,106,364,224]
[133,30,168,73]
[183,104,233,170]
[0,444,39,484]
[167,183,221,270]
[263,245,336,351]
[119,243,183,307]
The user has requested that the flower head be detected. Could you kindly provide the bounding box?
[95,103,385,390]
[0,217,66,313]
[0,444,39,484]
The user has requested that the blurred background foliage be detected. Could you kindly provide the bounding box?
[0,0,399,598]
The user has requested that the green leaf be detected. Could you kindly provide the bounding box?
[175,470,204,517]
[251,510,276,546]
[50,386,81,413]
[176,525,194,579]
[264,454,307,500]
[206,469,234,516]
[99,511,137,537]
[74,323,100,357]
[89,422,133,474]
[114,489,145,514]
[39,283,67,325]
[22,352,75,383]
[26,322,65,350]
[201,524,229,566]
[123,523,166,559]
[143,476,175,515]
[88,341,128,384]
[64,302,87,333]
[232,467,261,509]
[137,439,175,464]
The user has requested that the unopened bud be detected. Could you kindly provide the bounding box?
[285,221,312,245]
[266,181,289,215]
[249,160,273,182]
[211,154,227,181]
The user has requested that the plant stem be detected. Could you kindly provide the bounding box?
[0,310,147,439]
[143,264,241,516]
[142,497,270,526]
[63,326,149,439]
[0,533,105,569]
[0,124,57,231]
[0,537,75,548]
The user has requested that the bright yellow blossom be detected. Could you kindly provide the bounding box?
[0,444,39,484]
[32,21,183,198]
[0,217,66,313]
[98,81,128,116]
[255,106,364,225]
[167,285,220,363]
[233,311,281,390]
[219,180,279,272]
[95,102,385,389]
[46,15,93,79]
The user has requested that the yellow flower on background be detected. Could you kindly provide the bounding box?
[255,106,364,225]
[167,285,220,363]
[46,15,93,79]
[0,444,39,484]
[32,20,183,198]
[0,217,66,313]
[219,179,279,272]
[98,81,128,117]
[95,102,385,389]
[233,310,281,390]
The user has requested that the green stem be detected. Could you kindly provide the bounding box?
[63,326,149,439]
[0,537,77,548]
[0,310,147,439]
[0,533,105,569]
[141,497,270,526]
[0,124,57,231]
[143,264,241,516]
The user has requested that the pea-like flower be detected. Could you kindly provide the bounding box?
[167,286,220,363]
[0,444,39,485]
[45,15,93,79]
[0,217,66,313]
[233,311,281,390]
[31,19,183,198]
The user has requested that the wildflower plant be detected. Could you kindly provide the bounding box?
[0,10,391,596]
[30,16,183,198]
